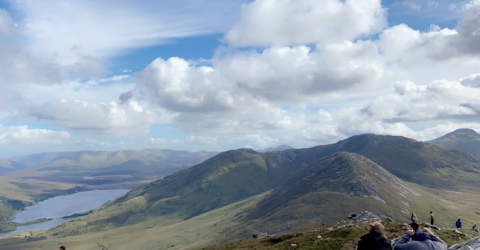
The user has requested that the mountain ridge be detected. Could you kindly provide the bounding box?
[428,128,480,156]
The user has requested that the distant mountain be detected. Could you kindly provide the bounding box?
[10,149,217,171]
[264,133,480,187]
[10,152,76,168]
[0,159,28,173]
[257,145,294,153]
[428,128,480,156]
[245,152,427,231]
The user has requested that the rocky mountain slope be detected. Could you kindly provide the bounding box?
[200,212,480,250]
[428,128,480,157]
[241,152,446,234]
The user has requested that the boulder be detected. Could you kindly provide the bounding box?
[448,236,480,249]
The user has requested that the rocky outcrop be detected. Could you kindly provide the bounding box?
[449,236,480,249]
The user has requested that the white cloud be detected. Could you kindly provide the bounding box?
[378,1,480,62]
[8,0,242,65]
[0,0,243,84]
[0,125,71,144]
[225,0,386,47]
[19,99,157,136]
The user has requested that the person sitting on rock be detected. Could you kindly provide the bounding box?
[394,227,447,250]
[357,222,392,250]
[456,219,462,229]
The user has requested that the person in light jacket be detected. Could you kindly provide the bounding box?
[411,212,417,223]
[394,227,447,250]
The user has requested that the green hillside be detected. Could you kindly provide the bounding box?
[429,128,480,156]
[242,152,476,234]
[104,149,280,221]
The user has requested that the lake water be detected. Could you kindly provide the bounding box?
[0,189,129,237]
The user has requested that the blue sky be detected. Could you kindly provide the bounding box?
[1,0,480,157]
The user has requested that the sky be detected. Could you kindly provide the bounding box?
[1,0,480,157]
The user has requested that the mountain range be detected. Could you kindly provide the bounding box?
[3,130,480,249]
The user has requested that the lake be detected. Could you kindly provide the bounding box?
[0,189,129,237]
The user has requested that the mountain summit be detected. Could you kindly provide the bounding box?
[245,152,422,231]
[429,128,480,156]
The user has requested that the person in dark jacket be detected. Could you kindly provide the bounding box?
[429,211,434,225]
[456,219,462,229]
[357,222,392,250]
[394,227,447,250]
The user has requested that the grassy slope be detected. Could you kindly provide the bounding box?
[0,192,269,250]
[226,153,480,238]
[201,220,480,250]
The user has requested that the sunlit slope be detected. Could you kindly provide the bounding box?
[429,128,480,157]
[266,134,480,187]
[108,149,282,220]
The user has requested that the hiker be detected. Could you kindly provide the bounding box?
[472,224,477,231]
[411,212,417,223]
[60,246,66,250]
[456,219,462,229]
[429,211,434,225]
[394,227,447,250]
[357,222,392,250]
